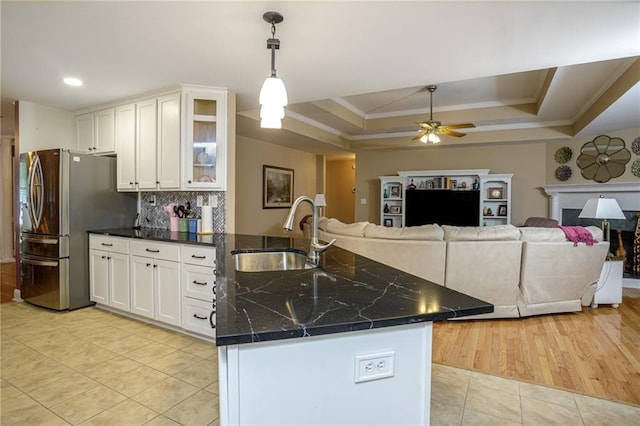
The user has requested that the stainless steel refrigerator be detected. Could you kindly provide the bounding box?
[19,149,137,310]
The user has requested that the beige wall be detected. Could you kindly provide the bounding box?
[235,136,318,237]
[355,142,546,226]
[544,128,640,184]
[354,127,640,226]
[326,159,355,223]
[17,101,74,153]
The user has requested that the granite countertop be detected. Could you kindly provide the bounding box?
[90,229,494,346]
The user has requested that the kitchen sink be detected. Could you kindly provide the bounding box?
[231,248,314,272]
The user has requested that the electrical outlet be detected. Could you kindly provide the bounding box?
[196,195,203,207]
[209,194,218,208]
[360,198,367,205]
[354,351,394,383]
[148,195,156,206]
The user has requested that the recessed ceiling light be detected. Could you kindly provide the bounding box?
[63,77,83,87]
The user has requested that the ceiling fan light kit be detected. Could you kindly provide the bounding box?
[414,85,475,144]
[259,11,288,129]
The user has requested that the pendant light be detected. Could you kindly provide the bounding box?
[259,11,287,129]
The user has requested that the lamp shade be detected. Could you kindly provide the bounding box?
[259,77,288,106]
[259,77,288,129]
[578,197,625,219]
[314,193,327,207]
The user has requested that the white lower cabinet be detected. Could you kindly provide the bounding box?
[181,245,216,338]
[89,235,130,310]
[130,240,181,327]
[89,236,217,337]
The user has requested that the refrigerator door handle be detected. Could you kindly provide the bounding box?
[28,154,44,229]
[21,257,59,267]
[21,236,58,245]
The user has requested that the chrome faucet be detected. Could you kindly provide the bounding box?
[283,196,336,265]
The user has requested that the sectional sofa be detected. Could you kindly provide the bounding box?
[309,218,609,319]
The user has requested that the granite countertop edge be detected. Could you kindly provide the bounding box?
[89,228,494,346]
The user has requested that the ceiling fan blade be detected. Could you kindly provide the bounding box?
[412,132,426,141]
[417,121,435,130]
[444,123,476,130]
[440,129,467,137]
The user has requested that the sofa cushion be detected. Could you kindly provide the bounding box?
[364,223,444,240]
[519,225,602,242]
[442,224,521,241]
[319,218,369,237]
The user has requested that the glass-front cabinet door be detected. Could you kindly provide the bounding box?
[182,87,227,190]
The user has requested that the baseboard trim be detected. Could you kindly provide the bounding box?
[623,278,640,289]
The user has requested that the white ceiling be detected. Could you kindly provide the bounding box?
[2,1,639,158]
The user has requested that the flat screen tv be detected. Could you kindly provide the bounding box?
[405,189,480,227]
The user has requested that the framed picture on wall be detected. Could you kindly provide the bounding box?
[263,165,294,209]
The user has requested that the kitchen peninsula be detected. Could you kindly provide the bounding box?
[89,229,493,425]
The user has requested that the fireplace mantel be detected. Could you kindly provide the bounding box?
[542,183,640,224]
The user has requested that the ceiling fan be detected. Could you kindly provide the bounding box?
[413,85,475,143]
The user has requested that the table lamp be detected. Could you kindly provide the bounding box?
[314,193,327,217]
[578,196,625,242]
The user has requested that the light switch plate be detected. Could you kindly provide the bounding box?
[196,195,203,207]
[209,194,218,208]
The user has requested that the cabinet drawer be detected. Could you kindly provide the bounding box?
[182,264,215,301]
[181,245,216,267]
[131,240,180,261]
[90,235,129,254]
[182,297,216,338]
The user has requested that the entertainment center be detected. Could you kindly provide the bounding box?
[380,169,512,227]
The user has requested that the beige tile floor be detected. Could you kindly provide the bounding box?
[2,302,639,426]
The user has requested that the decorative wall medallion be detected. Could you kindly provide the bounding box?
[554,146,572,164]
[632,136,640,155]
[555,165,572,181]
[576,135,631,183]
[632,158,640,178]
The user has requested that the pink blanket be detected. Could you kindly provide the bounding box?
[558,226,597,246]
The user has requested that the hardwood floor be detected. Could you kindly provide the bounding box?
[3,260,638,407]
[0,261,16,303]
[433,287,640,407]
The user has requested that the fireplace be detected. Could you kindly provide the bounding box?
[543,183,640,284]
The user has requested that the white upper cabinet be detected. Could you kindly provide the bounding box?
[76,108,115,154]
[136,98,159,190]
[115,103,136,190]
[182,86,230,190]
[157,93,181,190]
[115,92,181,192]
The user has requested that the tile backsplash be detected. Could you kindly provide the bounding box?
[140,191,226,233]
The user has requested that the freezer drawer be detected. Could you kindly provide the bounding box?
[20,254,69,310]
[21,233,69,258]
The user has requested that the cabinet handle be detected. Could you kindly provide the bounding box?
[145,248,160,253]
[156,181,160,185]
[213,287,216,295]
[107,256,111,260]
[135,181,139,185]
[153,264,158,268]
[129,181,134,185]
[101,255,106,259]
[209,311,216,329]
[213,269,217,275]
[146,263,151,267]
[191,255,206,259]
[101,243,113,247]
[193,280,208,286]
[188,180,192,184]
[193,313,207,320]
